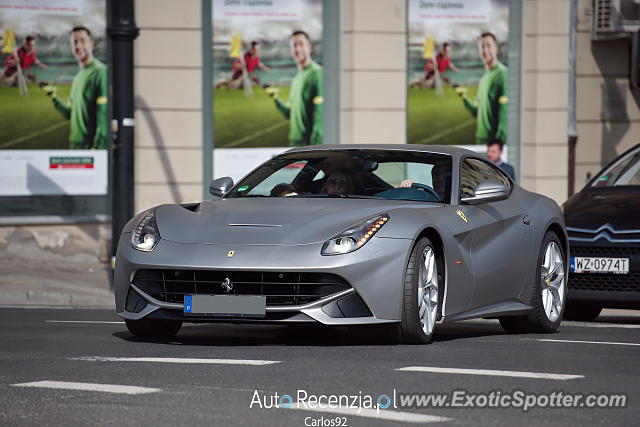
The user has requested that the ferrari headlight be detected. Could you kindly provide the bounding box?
[321,213,390,256]
[131,209,160,252]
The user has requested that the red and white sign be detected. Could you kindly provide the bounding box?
[213,0,303,22]
[0,150,107,195]
[409,0,491,24]
[0,0,83,16]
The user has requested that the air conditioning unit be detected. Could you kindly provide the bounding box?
[592,0,640,40]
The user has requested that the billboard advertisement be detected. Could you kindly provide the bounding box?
[0,0,107,195]
[408,0,513,177]
[212,0,323,181]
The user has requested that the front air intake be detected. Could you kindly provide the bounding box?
[132,270,351,307]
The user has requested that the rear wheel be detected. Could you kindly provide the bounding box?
[563,302,602,321]
[500,231,566,334]
[397,237,443,344]
[125,318,183,338]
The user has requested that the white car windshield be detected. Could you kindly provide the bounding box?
[224,150,453,203]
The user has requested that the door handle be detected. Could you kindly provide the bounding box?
[522,215,531,225]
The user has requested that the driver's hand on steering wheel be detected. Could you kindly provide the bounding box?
[398,180,414,188]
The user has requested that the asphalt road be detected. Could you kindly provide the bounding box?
[1,307,639,426]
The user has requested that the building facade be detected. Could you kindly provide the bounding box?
[1,0,638,262]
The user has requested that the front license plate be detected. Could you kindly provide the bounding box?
[184,295,266,317]
[570,257,629,274]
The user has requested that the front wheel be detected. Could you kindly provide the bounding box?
[125,318,183,338]
[500,231,566,334]
[397,237,443,344]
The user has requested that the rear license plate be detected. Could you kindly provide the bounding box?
[570,257,629,274]
[184,295,266,317]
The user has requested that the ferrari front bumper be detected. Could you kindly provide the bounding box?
[114,233,414,325]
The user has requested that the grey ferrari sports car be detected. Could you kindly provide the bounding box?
[114,145,568,344]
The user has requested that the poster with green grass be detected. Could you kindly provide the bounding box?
[213,0,323,150]
[0,0,107,195]
[408,0,510,147]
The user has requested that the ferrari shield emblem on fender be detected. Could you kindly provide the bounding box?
[227,250,235,257]
[456,210,468,223]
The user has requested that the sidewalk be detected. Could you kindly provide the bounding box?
[0,257,114,308]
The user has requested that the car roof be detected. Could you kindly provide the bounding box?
[284,144,481,161]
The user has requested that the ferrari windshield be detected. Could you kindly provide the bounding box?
[591,146,640,187]
[225,150,453,203]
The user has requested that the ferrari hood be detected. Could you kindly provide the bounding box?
[564,188,640,230]
[154,198,438,245]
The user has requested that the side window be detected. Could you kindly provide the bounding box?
[459,158,511,200]
[372,162,435,188]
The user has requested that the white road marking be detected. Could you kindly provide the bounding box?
[72,356,280,366]
[539,339,640,347]
[396,366,583,380]
[462,319,640,329]
[45,320,125,324]
[561,321,640,329]
[11,381,160,395]
[286,404,451,424]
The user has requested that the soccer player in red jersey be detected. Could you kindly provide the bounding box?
[0,35,47,86]
[410,42,459,89]
[216,40,271,89]
[425,43,459,84]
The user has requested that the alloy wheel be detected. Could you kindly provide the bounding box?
[540,241,565,322]
[418,246,439,335]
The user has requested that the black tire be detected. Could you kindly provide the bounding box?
[125,318,183,338]
[397,237,444,344]
[499,231,566,334]
[563,302,602,321]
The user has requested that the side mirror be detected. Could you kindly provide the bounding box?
[460,181,509,205]
[209,177,234,197]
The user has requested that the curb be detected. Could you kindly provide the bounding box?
[0,290,114,308]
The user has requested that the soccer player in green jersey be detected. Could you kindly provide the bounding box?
[457,32,508,145]
[267,30,323,146]
[43,26,108,150]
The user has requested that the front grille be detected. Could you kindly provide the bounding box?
[570,245,640,257]
[569,272,640,292]
[132,270,351,306]
[567,225,640,243]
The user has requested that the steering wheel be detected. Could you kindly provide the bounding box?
[410,183,440,201]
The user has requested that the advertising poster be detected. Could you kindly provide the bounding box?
[408,0,510,148]
[212,0,323,180]
[0,0,107,195]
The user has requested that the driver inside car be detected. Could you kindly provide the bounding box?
[323,170,353,195]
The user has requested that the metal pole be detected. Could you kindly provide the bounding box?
[202,0,213,200]
[567,0,578,197]
[107,0,139,264]
[323,0,341,145]
[631,31,639,89]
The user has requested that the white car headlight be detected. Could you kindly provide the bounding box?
[131,209,160,252]
[321,213,390,256]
